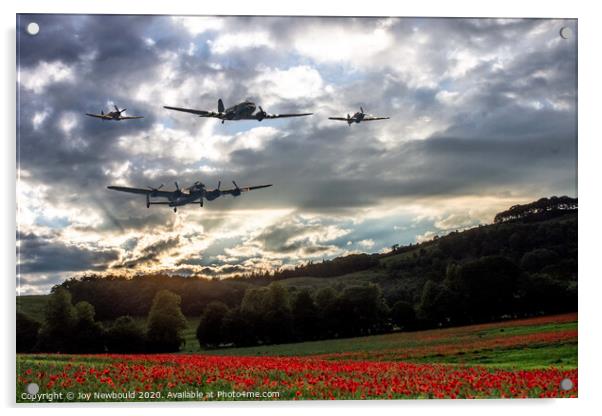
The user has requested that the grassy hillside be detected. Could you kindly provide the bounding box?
[16,295,48,322]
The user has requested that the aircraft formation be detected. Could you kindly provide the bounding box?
[93,98,390,212]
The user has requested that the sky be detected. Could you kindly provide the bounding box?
[16,15,577,295]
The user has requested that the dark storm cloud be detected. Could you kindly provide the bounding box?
[17,231,120,274]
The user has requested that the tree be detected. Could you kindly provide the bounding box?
[291,289,318,340]
[238,283,294,345]
[105,316,146,353]
[520,248,558,272]
[72,301,105,353]
[337,284,390,337]
[196,301,229,348]
[16,312,40,352]
[36,287,78,352]
[519,273,577,315]
[494,196,577,223]
[240,286,270,343]
[221,307,255,347]
[263,283,294,344]
[314,286,340,338]
[390,301,417,331]
[447,256,520,322]
[146,290,188,352]
[417,280,454,326]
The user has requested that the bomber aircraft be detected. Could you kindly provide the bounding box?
[328,107,389,125]
[164,98,312,123]
[108,180,272,212]
[86,105,144,121]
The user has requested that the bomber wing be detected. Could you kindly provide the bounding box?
[163,106,221,118]
[221,183,273,196]
[107,186,173,198]
[361,116,390,121]
[258,113,313,120]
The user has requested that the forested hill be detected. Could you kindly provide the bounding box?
[23,196,577,324]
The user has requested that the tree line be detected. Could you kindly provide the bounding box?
[18,287,187,353]
[494,196,577,223]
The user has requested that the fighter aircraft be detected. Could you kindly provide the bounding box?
[164,99,312,123]
[85,105,144,121]
[328,107,389,125]
[108,180,272,212]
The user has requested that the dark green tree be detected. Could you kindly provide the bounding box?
[417,280,461,326]
[72,301,105,353]
[196,301,229,348]
[36,287,78,352]
[263,283,294,344]
[390,300,417,331]
[520,248,558,272]
[105,316,146,353]
[447,256,520,322]
[240,286,270,343]
[16,312,41,352]
[314,286,340,338]
[337,284,390,337]
[291,289,318,340]
[146,290,188,352]
[221,307,255,346]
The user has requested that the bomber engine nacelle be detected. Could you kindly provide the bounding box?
[231,180,242,197]
[256,106,268,121]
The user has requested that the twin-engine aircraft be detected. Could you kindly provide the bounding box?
[329,107,389,125]
[86,105,144,121]
[164,99,313,124]
[108,180,272,212]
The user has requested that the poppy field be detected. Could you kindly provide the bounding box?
[16,313,577,402]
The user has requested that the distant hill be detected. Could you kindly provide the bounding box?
[17,196,577,325]
[16,295,48,322]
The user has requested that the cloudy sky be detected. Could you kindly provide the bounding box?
[16,15,577,294]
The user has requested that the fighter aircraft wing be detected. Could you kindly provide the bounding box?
[85,113,112,120]
[119,116,144,120]
[328,117,350,121]
[260,113,313,119]
[361,116,390,121]
[107,186,173,198]
[220,184,273,195]
[163,106,221,118]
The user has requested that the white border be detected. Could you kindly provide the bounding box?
[3,1,601,415]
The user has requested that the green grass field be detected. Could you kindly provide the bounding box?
[184,313,577,370]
